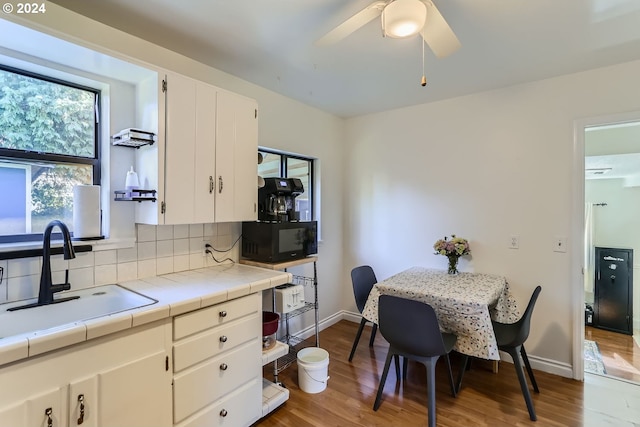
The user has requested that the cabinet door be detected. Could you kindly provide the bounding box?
[97,350,171,427]
[26,387,66,427]
[215,91,258,222]
[193,83,217,223]
[233,95,258,221]
[164,72,197,225]
[68,376,98,427]
[215,90,236,223]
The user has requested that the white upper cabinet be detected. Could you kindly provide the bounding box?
[163,72,198,225]
[215,90,258,223]
[135,71,256,225]
[193,83,217,224]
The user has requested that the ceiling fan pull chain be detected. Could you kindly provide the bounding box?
[421,32,427,86]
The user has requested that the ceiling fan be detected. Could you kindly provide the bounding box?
[316,0,461,59]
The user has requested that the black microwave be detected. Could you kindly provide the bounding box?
[242,221,317,262]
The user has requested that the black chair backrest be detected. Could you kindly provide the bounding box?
[351,265,378,313]
[378,295,447,357]
[510,286,542,346]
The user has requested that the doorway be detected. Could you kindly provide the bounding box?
[579,115,640,384]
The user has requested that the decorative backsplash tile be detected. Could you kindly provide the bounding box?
[0,222,241,303]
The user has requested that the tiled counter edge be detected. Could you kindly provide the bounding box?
[0,264,292,367]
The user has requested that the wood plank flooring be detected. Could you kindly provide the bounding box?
[585,326,640,383]
[255,320,640,427]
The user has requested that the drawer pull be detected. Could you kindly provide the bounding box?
[77,394,85,425]
[220,363,228,371]
[219,335,228,343]
[45,408,53,427]
[219,310,227,318]
[220,409,228,417]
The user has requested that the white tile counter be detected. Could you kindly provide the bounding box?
[0,264,291,366]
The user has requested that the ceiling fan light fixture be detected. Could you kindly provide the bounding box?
[382,0,427,38]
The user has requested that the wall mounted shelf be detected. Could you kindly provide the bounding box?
[114,190,157,202]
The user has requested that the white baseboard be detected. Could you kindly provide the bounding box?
[498,351,573,379]
[290,310,367,343]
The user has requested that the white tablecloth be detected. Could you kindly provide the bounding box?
[361,267,520,360]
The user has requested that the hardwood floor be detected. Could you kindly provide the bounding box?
[255,320,640,427]
[585,326,640,383]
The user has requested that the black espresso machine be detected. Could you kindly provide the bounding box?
[242,177,317,262]
[257,177,304,222]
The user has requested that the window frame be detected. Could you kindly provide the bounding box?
[259,148,314,221]
[0,64,101,243]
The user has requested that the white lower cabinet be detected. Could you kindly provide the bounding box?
[0,321,172,427]
[0,293,269,427]
[172,293,261,427]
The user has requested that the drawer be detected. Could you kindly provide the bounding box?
[176,378,261,427]
[173,312,259,372]
[173,293,260,340]
[173,340,260,424]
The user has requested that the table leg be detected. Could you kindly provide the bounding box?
[493,360,499,373]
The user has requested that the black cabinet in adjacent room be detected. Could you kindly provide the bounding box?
[594,247,633,335]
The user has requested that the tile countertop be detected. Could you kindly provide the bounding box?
[0,264,291,367]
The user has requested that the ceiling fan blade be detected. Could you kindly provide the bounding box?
[315,1,387,46]
[421,1,461,58]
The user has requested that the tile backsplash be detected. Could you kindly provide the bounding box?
[0,223,241,304]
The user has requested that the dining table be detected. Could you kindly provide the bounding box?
[361,266,521,361]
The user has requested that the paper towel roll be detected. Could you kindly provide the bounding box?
[73,185,101,239]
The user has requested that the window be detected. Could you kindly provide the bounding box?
[258,149,314,221]
[0,64,100,242]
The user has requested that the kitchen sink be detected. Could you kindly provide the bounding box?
[0,284,157,339]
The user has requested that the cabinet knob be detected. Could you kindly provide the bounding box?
[220,363,228,371]
[219,310,227,318]
[209,176,214,194]
[218,176,224,193]
[219,335,228,343]
[220,409,228,417]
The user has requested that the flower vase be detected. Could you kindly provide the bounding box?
[447,255,459,275]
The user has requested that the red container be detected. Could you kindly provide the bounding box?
[262,311,280,336]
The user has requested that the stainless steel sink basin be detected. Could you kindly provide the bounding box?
[0,284,157,339]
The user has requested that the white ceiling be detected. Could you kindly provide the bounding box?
[49,0,640,118]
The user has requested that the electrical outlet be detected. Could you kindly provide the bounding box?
[554,236,567,253]
[509,235,519,249]
[202,243,208,257]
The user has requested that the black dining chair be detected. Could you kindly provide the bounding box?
[373,295,467,427]
[349,266,401,380]
[491,285,542,421]
[348,265,380,361]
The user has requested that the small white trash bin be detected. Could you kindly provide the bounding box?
[297,347,330,393]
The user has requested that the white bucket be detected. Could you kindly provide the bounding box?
[297,347,330,394]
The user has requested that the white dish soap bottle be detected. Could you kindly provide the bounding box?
[125,166,139,197]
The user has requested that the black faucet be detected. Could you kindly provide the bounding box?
[7,220,79,311]
[7,219,80,311]
[38,220,76,305]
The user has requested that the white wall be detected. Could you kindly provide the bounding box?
[586,179,640,332]
[344,59,640,370]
